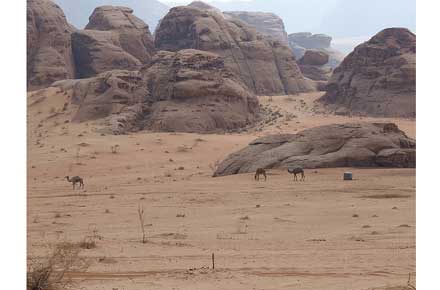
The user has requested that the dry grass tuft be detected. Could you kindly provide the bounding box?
[27,243,88,290]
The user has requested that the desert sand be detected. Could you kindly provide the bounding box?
[27,91,415,290]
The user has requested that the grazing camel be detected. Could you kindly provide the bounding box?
[254,168,267,181]
[65,176,84,189]
[287,166,305,181]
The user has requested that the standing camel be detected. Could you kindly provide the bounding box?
[255,168,267,181]
[65,176,84,189]
[287,166,305,181]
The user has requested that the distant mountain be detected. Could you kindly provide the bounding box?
[53,0,170,31]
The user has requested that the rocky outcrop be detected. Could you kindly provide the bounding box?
[27,0,76,90]
[320,28,416,118]
[72,6,155,78]
[299,50,329,66]
[155,6,313,96]
[288,32,344,68]
[213,122,415,176]
[289,32,331,50]
[52,49,260,134]
[224,11,288,44]
[53,0,170,31]
[141,49,260,133]
[297,50,331,81]
[52,70,149,133]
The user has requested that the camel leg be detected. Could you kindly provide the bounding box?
[264,173,267,181]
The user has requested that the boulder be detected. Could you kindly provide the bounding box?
[27,0,76,90]
[288,32,344,68]
[297,50,331,81]
[154,6,313,96]
[72,6,155,78]
[213,122,415,176]
[141,49,260,133]
[224,11,288,44]
[320,28,416,117]
[299,50,329,66]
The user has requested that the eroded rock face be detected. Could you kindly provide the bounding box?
[299,50,329,66]
[213,122,415,176]
[224,11,288,44]
[27,0,76,90]
[155,6,313,96]
[52,70,149,133]
[298,50,331,81]
[320,28,416,117]
[142,49,260,133]
[52,49,260,134]
[72,6,155,78]
[288,32,344,68]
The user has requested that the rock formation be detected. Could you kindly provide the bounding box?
[155,6,313,96]
[72,6,155,78]
[188,1,223,15]
[213,122,415,176]
[27,0,76,90]
[289,32,332,50]
[53,0,170,32]
[320,28,416,118]
[52,70,149,134]
[297,50,332,81]
[52,49,260,134]
[288,32,344,68]
[141,49,260,133]
[223,11,288,44]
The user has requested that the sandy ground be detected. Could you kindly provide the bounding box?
[27,91,416,290]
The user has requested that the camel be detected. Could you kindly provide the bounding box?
[287,166,305,181]
[254,168,267,181]
[65,176,84,189]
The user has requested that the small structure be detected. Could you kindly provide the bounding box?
[343,172,353,180]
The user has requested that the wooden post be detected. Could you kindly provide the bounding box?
[212,253,215,270]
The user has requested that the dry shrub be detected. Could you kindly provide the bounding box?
[137,204,147,243]
[27,243,88,290]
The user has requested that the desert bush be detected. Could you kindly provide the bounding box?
[27,243,88,290]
